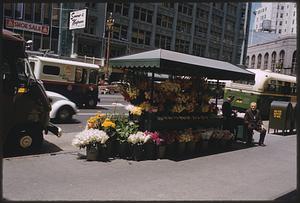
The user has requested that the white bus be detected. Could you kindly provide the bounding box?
[224,69,296,119]
[29,56,100,108]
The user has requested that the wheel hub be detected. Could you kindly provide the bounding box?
[20,135,33,148]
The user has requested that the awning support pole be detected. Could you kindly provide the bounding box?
[215,80,219,107]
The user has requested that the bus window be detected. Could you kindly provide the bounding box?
[43,65,60,75]
[89,70,98,84]
[75,68,83,83]
[82,69,88,84]
[291,83,297,94]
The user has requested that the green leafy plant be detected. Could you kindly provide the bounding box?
[115,116,139,143]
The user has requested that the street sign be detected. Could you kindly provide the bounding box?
[69,9,87,30]
[5,18,49,35]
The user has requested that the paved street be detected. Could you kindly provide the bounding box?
[2,94,297,201]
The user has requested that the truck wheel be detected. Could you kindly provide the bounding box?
[56,106,73,122]
[5,126,43,154]
[86,98,97,108]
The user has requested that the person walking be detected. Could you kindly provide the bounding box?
[222,96,236,134]
[244,102,266,146]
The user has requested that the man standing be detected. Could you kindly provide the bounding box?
[244,102,266,146]
[222,96,236,133]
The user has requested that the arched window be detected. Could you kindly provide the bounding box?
[257,54,262,69]
[263,53,269,70]
[291,51,296,75]
[271,51,277,72]
[245,56,249,67]
[278,50,285,69]
[251,55,255,68]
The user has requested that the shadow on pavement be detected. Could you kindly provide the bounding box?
[3,140,63,158]
[51,118,81,124]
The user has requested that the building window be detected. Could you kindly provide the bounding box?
[251,55,255,68]
[4,3,13,17]
[263,53,269,70]
[24,4,33,21]
[35,3,42,22]
[133,6,152,23]
[277,50,285,72]
[278,29,281,33]
[131,28,151,45]
[280,13,283,18]
[271,51,276,72]
[155,34,171,49]
[192,43,205,56]
[175,39,189,54]
[157,14,173,29]
[178,3,193,16]
[281,6,284,10]
[257,54,262,69]
[115,3,122,14]
[15,3,24,19]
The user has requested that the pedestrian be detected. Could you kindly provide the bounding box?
[222,96,237,134]
[244,102,267,146]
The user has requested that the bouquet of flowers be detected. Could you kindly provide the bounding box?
[144,131,161,145]
[127,131,147,145]
[115,117,139,143]
[72,129,109,149]
[125,104,143,116]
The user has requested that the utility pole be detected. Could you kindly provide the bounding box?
[104,12,114,82]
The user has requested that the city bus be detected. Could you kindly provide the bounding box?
[28,56,100,108]
[224,69,296,119]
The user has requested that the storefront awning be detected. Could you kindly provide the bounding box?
[110,49,255,80]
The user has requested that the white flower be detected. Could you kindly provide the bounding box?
[125,104,135,111]
[128,131,146,144]
[72,129,109,148]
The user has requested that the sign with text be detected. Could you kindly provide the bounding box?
[69,9,87,30]
[5,18,49,35]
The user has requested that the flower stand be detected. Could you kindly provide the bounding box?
[144,143,157,160]
[166,142,176,158]
[132,144,144,161]
[97,143,109,161]
[158,145,166,159]
[117,141,130,158]
[86,144,99,161]
[177,142,186,156]
[186,141,196,155]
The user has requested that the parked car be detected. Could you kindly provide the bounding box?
[46,91,78,122]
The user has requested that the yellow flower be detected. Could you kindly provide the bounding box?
[101,118,116,128]
[132,106,142,116]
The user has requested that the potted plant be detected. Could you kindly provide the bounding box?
[127,131,147,161]
[115,117,139,158]
[72,128,109,161]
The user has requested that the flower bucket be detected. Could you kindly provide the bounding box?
[166,142,176,158]
[195,141,202,154]
[201,140,209,152]
[97,143,109,161]
[117,141,129,158]
[86,144,98,161]
[158,145,166,159]
[144,143,157,160]
[177,142,186,156]
[132,144,144,161]
[186,141,196,155]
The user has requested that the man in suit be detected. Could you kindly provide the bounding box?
[222,96,237,134]
[244,102,266,146]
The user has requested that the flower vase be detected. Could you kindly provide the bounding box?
[86,144,98,161]
[186,141,196,155]
[158,145,166,159]
[166,142,176,158]
[177,142,186,156]
[117,141,129,158]
[144,143,157,160]
[132,144,144,161]
[97,143,109,161]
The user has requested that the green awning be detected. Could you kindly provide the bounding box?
[110,49,255,81]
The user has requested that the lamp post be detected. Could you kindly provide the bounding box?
[104,12,115,82]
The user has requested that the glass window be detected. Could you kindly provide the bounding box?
[141,8,146,21]
[35,3,42,22]
[4,3,13,17]
[25,4,33,20]
[15,3,24,19]
[115,4,122,14]
[43,65,60,75]
[107,3,114,12]
[75,68,83,83]
[257,54,262,69]
[123,4,129,17]
[134,7,140,19]
[147,10,153,23]
[89,70,98,84]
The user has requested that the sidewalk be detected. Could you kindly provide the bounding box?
[3,128,297,201]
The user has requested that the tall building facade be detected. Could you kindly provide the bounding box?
[253,2,297,35]
[3,2,251,65]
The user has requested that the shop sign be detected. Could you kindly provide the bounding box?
[5,18,49,35]
[69,9,87,30]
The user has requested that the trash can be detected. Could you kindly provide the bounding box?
[268,101,293,135]
[234,117,247,142]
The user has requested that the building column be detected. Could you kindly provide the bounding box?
[188,3,197,54]
[205,3,213,58]
[150,3,158,48]
[126,3,134,54]
[232,3,242,64]
[170,3,179,51]
[240,3,252,65]
[219,3,228,60]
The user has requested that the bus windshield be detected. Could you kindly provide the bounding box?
[16,58,36,82]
